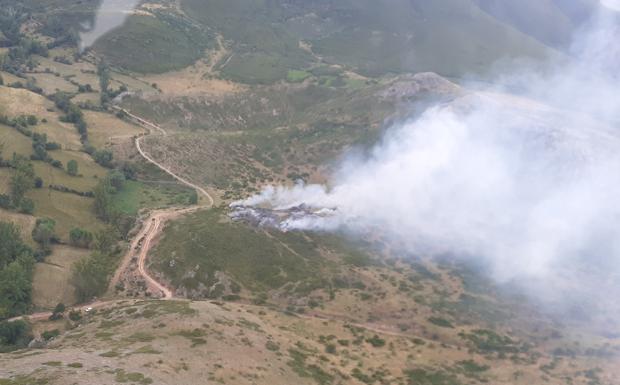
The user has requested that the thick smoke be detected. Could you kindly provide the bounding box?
[80,0,140,50]
[234,6,620,287]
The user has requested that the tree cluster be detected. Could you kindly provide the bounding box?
[0,221,35,320]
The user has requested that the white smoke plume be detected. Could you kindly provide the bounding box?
[80,0,140,50]
[233,6,620,286]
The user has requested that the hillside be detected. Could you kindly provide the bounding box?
[0,1,618,385]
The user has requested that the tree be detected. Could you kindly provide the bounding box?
[17,198,34,215]
[9,156,34,207]
[93,150,113,168]
[0,222,27,269]
[0,320,31,349]
[69,228,93,248]
[32,218,56,254]
[97,60,110,104]
[107,170,125,191]
[67,159,78,176]
[49,302,65,320]
[93,227,118,254]
[0,261,33,320]
[71,253,108,302]
[93,179,114,221]
[0,221,35,320]
[188,190,198,205]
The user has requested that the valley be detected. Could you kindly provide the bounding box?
[0,0,619,384]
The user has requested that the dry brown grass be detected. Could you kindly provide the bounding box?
[0,168,11,195]
[84,111,144,148]
[0,86,82,149]
[32,245,88,308]
[1,298,618,385]
[35,56,101,91]
[0,70,22,84]
[29,73,78,95]
[0,123,33,156]
[0,207,37,246]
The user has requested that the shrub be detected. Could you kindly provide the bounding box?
[428,317,454,328]
[41,329,60,341]
[67,160,78,176]
[265,340,280,351]
[366,335,386,348]
[0,320,31,350]
[68,309,82,322]
[69,228,93,248]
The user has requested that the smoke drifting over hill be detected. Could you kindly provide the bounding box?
[234,6,620,290]
[80,0,140,49]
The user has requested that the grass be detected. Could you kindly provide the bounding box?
[0,208,37,246]
[112,180,195,216]
[152,208,326,292]
[31,245,89,308]
[32,154,106,192]
[114,369,153,384]
[0,124,33,156]
[287,70,311,83]
[458,329,524,355]
[287,348,333,385]
[83,111,143,149]
[427,317,454,329]
[182,0,313,84]
[27,189,103,240]
[179,0,556,82]
[28,73,77,95]
[94,14,213,74]
[404,368,460,385]
[0,87,81,150]
[130,345,161,355]
[0,376,50,385]
[126,332,155,343]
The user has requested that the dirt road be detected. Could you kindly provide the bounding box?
[108,107,214,298]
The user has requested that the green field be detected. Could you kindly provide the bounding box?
[113,180,196,216]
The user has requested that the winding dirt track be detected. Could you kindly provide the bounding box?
[9,109,211,322]
[109,107,214,298]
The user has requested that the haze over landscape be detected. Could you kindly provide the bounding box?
[235,5,620,287]
[0,0,619,384]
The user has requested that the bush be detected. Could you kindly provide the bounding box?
[93,150,113,168]
[366,335,386,348]
[41,329,60,341]
[69,228,93,248]
[428,317,454,328]
[0,320,31,351]
[18,198,34,214]
[68,309,82,322]
[67,160,78,176]
[32,218,57,254]
[0,194,12,209]
[265,340,280,351]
